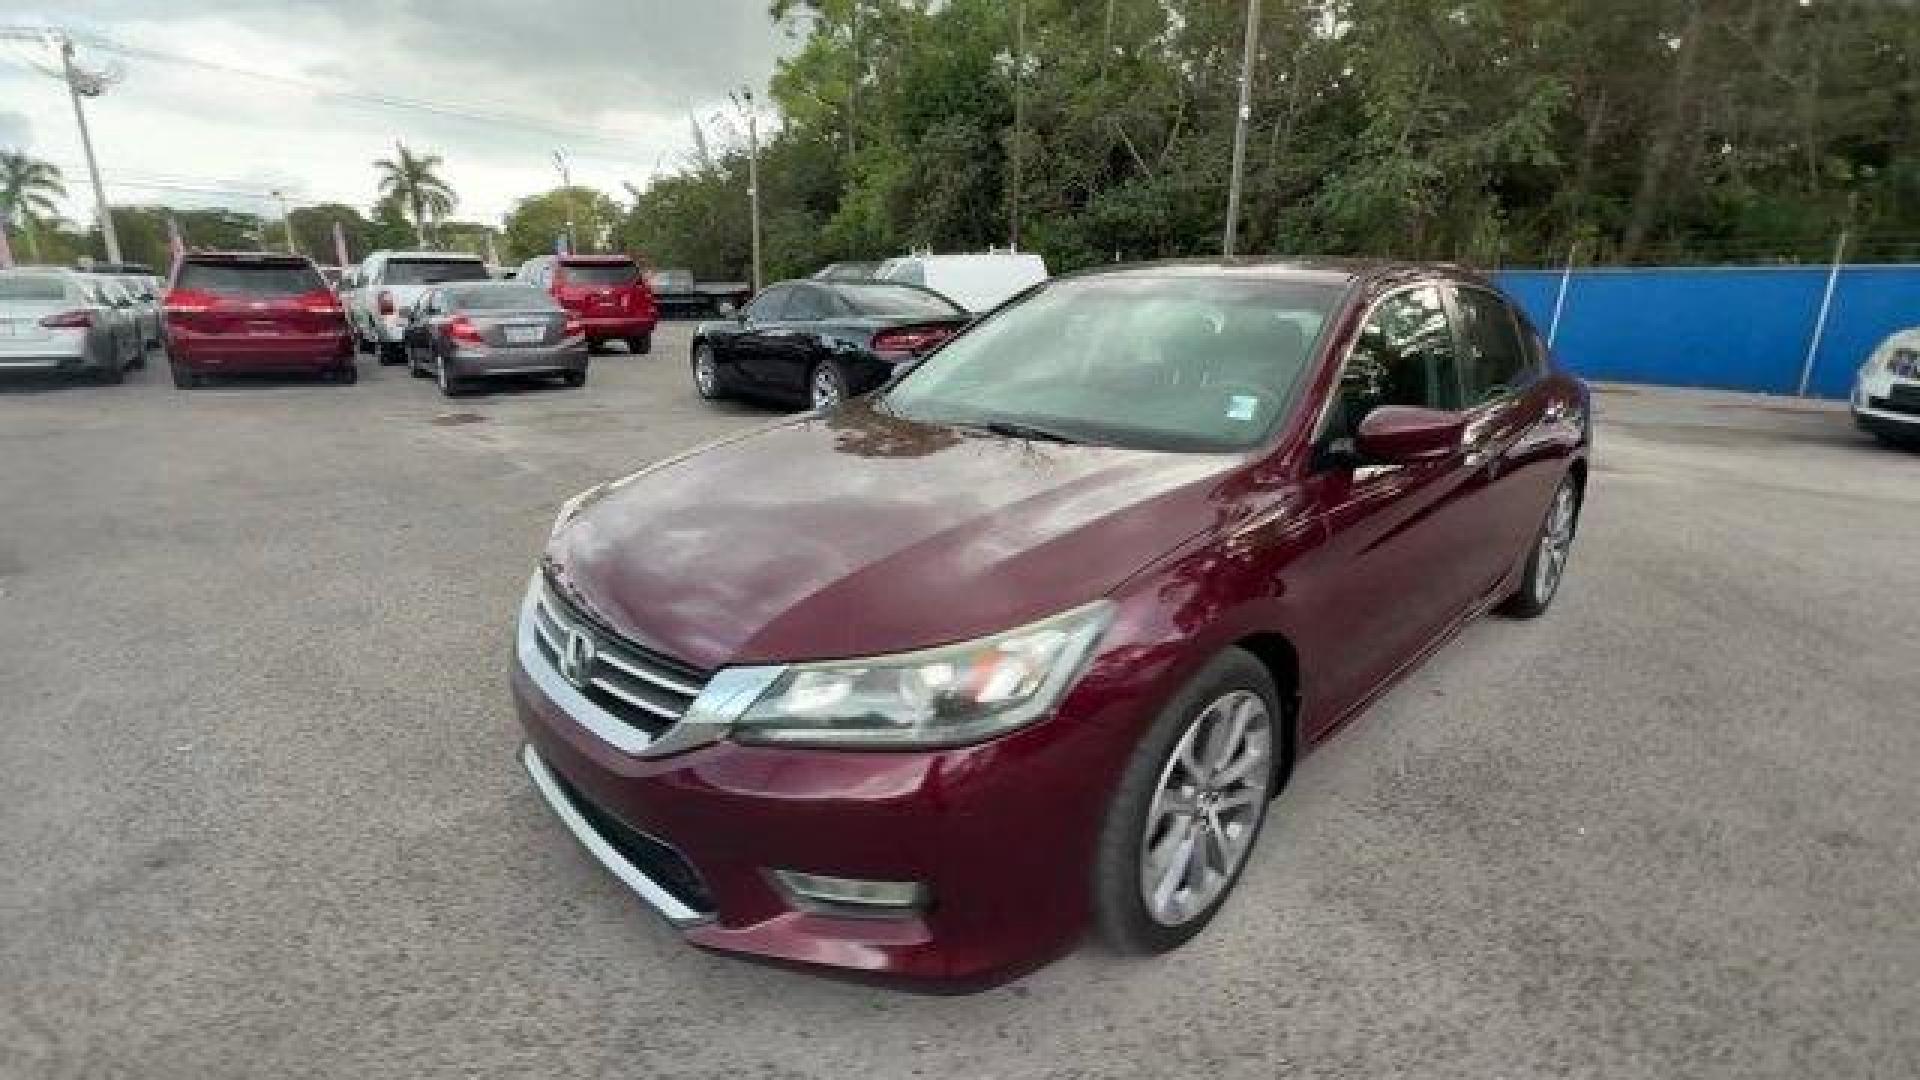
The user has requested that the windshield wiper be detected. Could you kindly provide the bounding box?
[974,420,1082,445]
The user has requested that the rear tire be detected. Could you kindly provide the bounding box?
[335,364,359,385]
[626,334,652,356]
[562,369,587,388]
[96,361,126,385]
[169,361,197,389]
[807,360,847,411]
[378,342,405,366]
[435,359,466,397]
[1501,474,1581,618]
[1092,648,1282,955]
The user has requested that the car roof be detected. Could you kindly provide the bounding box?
[381,250,484,261]
[559,254,636,264]
[180,251,313,264]
[1058,257,1490,290]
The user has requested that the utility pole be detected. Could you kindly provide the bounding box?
[1010,0,1026,250]
[1222,0,1261,259]
[60,37,122,264]
[272,190,296,253]
[736,89,762,292]
[551,149,576,255]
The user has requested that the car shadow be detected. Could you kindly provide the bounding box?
[0,371,116,395]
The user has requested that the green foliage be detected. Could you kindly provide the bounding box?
[615,0,1918,277]
[1,150,68,263]
[373,142,457,245]
[502,186,624,263]
[287,203,373,264]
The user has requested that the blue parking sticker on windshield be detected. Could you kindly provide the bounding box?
[1227,395,1259,421]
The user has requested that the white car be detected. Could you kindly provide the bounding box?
[1851,327,1920,448]
[872,251,1047,314]
[340,251,492,364]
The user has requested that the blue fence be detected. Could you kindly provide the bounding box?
[1491,265,1920,399]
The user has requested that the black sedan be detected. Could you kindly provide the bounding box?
[401,283,588,397]
[691,280,970,410]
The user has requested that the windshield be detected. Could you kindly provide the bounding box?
[883,276,1340,452]
[385,259,489,286]
[177,261,325,296]
[559,261,640,286]
[836,282,965,319]
[446,285,560,311]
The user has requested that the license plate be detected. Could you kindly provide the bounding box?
[505,325,544,344]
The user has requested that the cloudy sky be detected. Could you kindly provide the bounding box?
[0,1,798,227]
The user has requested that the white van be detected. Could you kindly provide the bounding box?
[872,251,1048,314]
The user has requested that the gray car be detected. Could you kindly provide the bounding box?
[0,268,137,382]
[400,282,588,397]
[112,273,165,348]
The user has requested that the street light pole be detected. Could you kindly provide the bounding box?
[742,89,762,292]
[1222,0,1261,259]
[272,190,296,253]
[61,38,121,264]
[552,149,576,254]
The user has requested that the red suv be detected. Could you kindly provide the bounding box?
[517,254,657,354]
[516,261,1590,988]
[165,252,354,388]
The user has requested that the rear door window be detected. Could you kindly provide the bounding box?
[560,261,640,286]
[177,261,326,297]
[382,260,489,286]
[1452,286,1531,404]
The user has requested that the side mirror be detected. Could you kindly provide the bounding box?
[1353,406,1465,465]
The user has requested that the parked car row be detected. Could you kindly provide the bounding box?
[0,267,149,381]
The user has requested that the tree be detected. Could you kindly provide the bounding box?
[287,203,373,265]
[366,193,418,251]
[503,186,623,263]
[1,150,67,262]
[372,142,456,246]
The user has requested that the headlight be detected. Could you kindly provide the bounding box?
[732,601,1112,748]
[550,483,605,538]
[1889,348,1919,377]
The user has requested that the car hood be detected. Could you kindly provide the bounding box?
[546,404,1242,670]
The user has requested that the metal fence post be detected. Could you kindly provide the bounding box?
[1798,228,1849,397]
[1547,241,1577,347]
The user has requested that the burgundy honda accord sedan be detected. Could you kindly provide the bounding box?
[514,260,1590,988]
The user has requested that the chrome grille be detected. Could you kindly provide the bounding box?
[529,576,709,738]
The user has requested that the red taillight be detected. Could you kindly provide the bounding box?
[447,315,485,344]
[377,290,395,316]
[163,288,216,316]
[297,289,342,314]
[871,324,958,358]
[561,316,584,338]
[39,310,94,328]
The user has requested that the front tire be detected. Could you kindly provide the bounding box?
[626,333,652,356]
[1501,474,1581,618]
[1092,648,1281,955]
[692,342,726,400]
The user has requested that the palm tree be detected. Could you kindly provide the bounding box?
[1,151,67,262]
[372,141,455,246]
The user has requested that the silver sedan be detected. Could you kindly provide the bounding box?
[0,269,135,382]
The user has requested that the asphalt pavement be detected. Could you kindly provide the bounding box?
[2,327,1915,1079]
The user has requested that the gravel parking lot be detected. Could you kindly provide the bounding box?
[3,323,1916,1080]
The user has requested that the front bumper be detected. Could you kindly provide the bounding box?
[447,343,589,380]
[1851,372,1920,433]
[510,586,1129,988]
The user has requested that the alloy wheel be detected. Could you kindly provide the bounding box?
[1536,482,1577,601]
[694,347,717,397]
[1139,690,1272,927]
[810,365,842,410]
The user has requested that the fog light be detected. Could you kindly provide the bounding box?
[772,870,929,915]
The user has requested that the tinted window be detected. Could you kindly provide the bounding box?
[445,285,560,311]
[885,276,1338,452]
[383,259,489,286]
[1329,285,1461,436]
[783,285,836,321]
[745,285,791,321]
[836,283,965,319]
[0,274,74,302]
[559,261,640,286]
[1453,287,1530,403]
[177,261,325,296]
